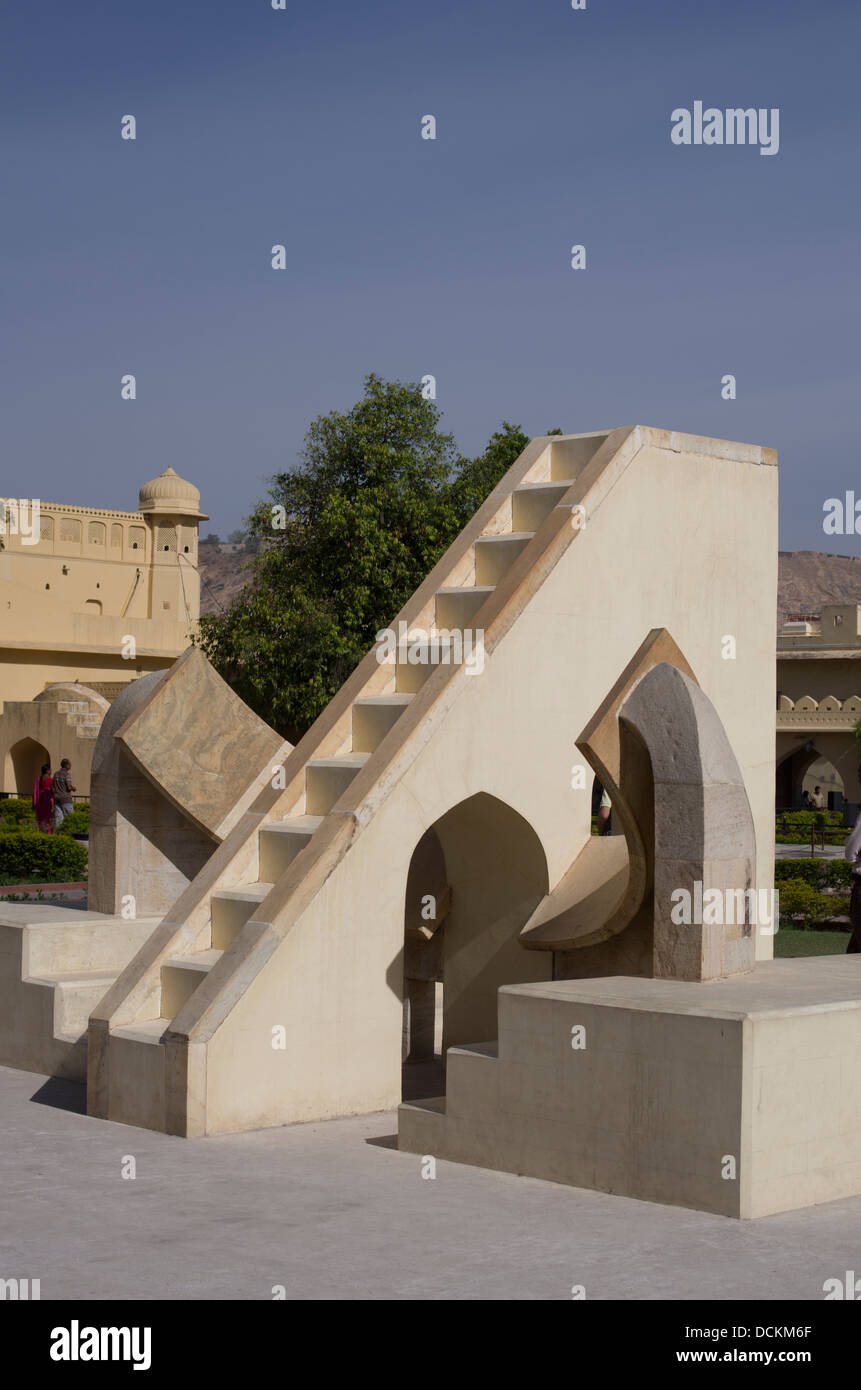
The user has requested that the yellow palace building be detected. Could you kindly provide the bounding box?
[0,467,207,796]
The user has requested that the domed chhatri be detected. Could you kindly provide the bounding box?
[138,466,209,519]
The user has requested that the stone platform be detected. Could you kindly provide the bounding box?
[399,956,861,1219]
[0,904,158,1081]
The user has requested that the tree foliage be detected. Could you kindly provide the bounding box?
[198,374,532,740]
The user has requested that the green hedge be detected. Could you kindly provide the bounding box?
[775,859,853,889]
[778,810,844,828]
[0,832,87,883]
[0,799,89,838]
[777,831,851,845]
[0,798,36,830]
[56,806,89,837]
[777,876,851,929]
[776,811,850,844]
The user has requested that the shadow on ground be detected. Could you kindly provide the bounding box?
[365,1058,445,1149]
[30,1075,86,1115]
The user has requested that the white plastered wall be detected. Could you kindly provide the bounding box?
[202,434,777,1135]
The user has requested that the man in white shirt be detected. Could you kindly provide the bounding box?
[843,804,861,953]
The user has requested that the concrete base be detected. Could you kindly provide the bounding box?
[0,904,158,1082]
[399,956,861,1219]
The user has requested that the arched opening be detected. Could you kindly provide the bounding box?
[401,792,550,1101]
[4,738,51,798]
[776,742,841,812]
[802,756,845,812]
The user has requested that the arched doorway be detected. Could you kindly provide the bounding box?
[776,742,846,812]
[4,738,51,798]
[802,756,845,811]
[402,792,550,1100]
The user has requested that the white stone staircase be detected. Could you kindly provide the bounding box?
[90,429,690,1135]
[97,459,590,1062]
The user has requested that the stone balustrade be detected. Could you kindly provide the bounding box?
[776,694,861,725]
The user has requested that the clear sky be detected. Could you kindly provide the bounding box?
[3,0,859,546]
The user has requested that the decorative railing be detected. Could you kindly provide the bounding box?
[776,694,861,724]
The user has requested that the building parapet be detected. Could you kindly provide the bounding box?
[777,693,861,729]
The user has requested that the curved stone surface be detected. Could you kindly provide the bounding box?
[112,647,287,839]
[520,835,628,950]
[34,682,111,716]
[89,650,290,916]
[522,628,695,954]
[620,661,757,981]
[524,636,757,981]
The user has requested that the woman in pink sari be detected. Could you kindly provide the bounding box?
[33,764,54,834]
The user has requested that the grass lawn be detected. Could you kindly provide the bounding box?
[774,928,851,957]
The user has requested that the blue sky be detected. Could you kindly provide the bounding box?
[3,0,859,546]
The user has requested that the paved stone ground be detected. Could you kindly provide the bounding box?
[3,1065,861,1301]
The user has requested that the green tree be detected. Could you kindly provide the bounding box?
[448,422,530,528]
[198,375,530,740]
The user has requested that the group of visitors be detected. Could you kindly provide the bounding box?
[32,759,76,833]
[802,785,827,810]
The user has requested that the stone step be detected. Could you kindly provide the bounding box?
[395,639,457,694]
[434,587,494,632]
[161,949,222,1018]
[53,971,117,1037]
[548,433,608,481]
[351,696,413,753]
[24,969,117,1039]
[305,754,369,815]
[211,882,273,949]
[111,1018,170,1045]
[511,482,570,532]
[258,817,322,882]
[474,533,532,586]
[25,917,157,977]
[54,1030,90,1051]
[401,1095,446,1116]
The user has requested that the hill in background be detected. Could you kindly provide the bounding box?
[197,542,258,615]
[777,551,861,628]
[199,544,861,628]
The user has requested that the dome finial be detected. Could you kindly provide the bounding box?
[138,467,209,520]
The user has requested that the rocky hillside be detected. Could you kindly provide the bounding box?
[197,543,257,615]
[199,544,861,626]
[777,551,861,628]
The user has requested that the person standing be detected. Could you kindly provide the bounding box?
[33,764,54,834]
[844,785,861,953]
[810,786,826,810]
[52,758,76,828]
